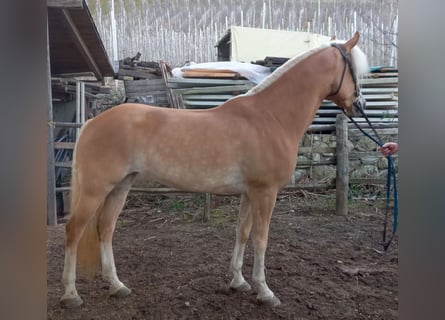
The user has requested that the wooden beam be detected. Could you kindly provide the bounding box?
[203,193,212,221]
[61,9,103,81]
[47,0,84,8]
[54,142,76,149]
[53,121,82,128]
[47,18,57,226]
[335,113,349,215]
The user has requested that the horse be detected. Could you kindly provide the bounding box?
[60,32,369,308]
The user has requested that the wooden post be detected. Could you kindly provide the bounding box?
[336,113,349,215]
[47,18,57,226]
[203,193,212,221]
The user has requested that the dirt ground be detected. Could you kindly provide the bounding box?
[47,191,398,320]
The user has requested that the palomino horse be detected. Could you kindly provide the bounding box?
[60,32,369,308]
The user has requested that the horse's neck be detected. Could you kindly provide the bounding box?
[249,54,334,141]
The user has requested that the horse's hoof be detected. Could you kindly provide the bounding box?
[257,295,281,307]
[230,281,252,292]
[60,296,83,308]
[110,286,132,298]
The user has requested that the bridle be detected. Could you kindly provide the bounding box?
[329,43,363,113]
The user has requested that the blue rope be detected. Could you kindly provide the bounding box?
[344,113,398,251]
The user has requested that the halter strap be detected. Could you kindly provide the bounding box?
[330,43,360,98]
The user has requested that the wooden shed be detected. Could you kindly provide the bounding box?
[47,0,114,80]
[47,0,114,225]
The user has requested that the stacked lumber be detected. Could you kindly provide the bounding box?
[121,59,172,107]
[117,56,164,80]
[51,78,110,101]
[124,78,169,107]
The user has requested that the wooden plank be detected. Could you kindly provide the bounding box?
[358,93,394,100]
[183,71,241,79]
[183,100,225,107]
[183,94,234,100]
[120,65,158,73]
[47,0,83,8]
[126,91,168,99]
[172,84,253,95]
[203,193,212,221]
[184,105,218,110]
[181,68,238,73]
[127,183,337,194]
[55,161,72,168]
[159,60,176,108]
[335,114,349,215]
[54,142,76,149]
[168,78,252,87]
[307,124,336,132]
[117,68,160,79]
[53,121,83,128]
[361,87,398,94]
[308,122,398,132]
[126,89,167,97]
[47,21,57,226]
[360,78,398,86]
[369,72,398,78]
[61,9,103,81]
[125,83,167,91]
[125,78,164,85]
[125,84,167,92]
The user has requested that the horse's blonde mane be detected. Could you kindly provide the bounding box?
[244,44,330,96]
[331,40,369,78]
[244,40,368,96]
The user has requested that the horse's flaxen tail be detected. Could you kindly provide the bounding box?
[76,200,102,281]
[68,122,102,281]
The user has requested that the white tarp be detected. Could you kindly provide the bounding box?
[172,61,272,84]
[228,26,332,63]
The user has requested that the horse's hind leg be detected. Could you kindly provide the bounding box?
[230,193,252,292]
[98,173,137,298]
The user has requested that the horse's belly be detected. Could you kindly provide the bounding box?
[140,164,246,194]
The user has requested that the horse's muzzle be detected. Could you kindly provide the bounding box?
[352,94,366,117]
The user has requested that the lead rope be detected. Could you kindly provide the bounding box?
[343,110,398,251]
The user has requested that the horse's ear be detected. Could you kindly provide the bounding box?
[343,31,360,52]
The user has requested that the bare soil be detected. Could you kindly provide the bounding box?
[47,192,398,320]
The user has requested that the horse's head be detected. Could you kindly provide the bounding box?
[328,31,369,117]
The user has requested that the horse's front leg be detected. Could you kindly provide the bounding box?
[249,188,281,307]
[230,194,252,292]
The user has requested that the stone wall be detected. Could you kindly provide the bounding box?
[294,128,398,184]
